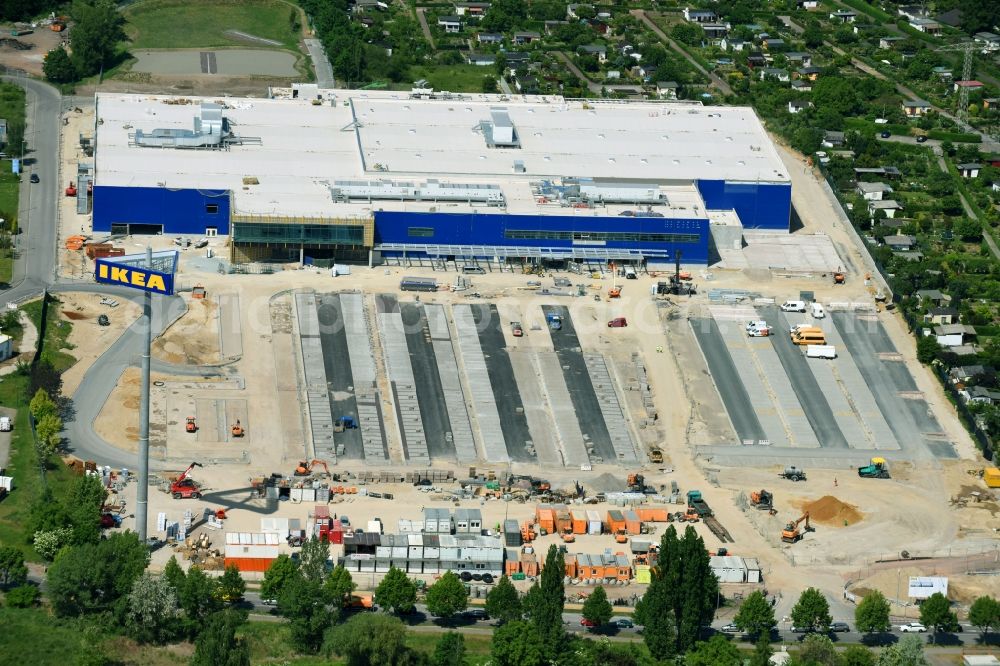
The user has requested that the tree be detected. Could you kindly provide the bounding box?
[734,590,776,638]
[960,0,1000,35]
[5,585,39,608]
[796,634,838,666]
[916,334,940,364]
[968,596,999,640]
[0,546,28,588]
[481,76,499,94]
[802,22,823,49]
[491,620,545,666]
[431,631,466,666]
[260,554,297,602]
[919,591,958,642]
[32,526,73,560]
[43,46,77,84]
[217,564,246,603]
[533,544,565,657]
[685,634,741,666]
[68,0,126,77]
[375,566,417,615]
[790,587,832,632]
[954,218,983,242]
[749,632,773,666]
[425,571,468,620]
[279,571,330,653]
[29,388,57,420]
[298,536,330,584]
[190,610,250,666]
[676,526,718,652]
[68,474,106,546]
[125,573,180,644]
[582,585,613,628]
[875,635,928,666]
[35,412,63,458]
[326,612,415,666]
[29,360,62,400]
[46,532,149,617]
[855,590,891,636]
[486,575,522,624]
[163,555,186,593]
[841,645,876,666]
[179,567,221,627]
[324,563,355,613]
[638,525,679,659]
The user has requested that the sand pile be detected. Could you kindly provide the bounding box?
[803,495,863,526]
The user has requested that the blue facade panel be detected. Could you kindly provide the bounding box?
[374,211,710,263]
[696,180,791,230]
[93,186,231,234]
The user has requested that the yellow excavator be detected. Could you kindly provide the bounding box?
[781,511,814,544]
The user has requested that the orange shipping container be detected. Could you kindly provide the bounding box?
[536,509,555,534]
[564,554,578,578]
[571,510,587,535]
[224,557,274,573]
[606,510,626,534]
[521,552,539,577]
[637,507,669,522]
[624,510,641,535]
[505,560,520,576]
[555,510,572,534]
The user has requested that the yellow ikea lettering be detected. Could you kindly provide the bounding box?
[131,271,146,287]
[111,266,129,282]
[145,274,166,292]
[98,264,109,280]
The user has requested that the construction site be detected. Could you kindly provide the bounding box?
[37,95,1000,637]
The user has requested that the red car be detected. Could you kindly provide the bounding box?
[608,317,627,328]
[580,618,598,628]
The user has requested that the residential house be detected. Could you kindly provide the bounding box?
[657,81,679,99]
[883,234,917,251]
[566,3,593,19]
[746,51,767,67]
[605,70,620,80]
[466,51,496,66]
[512,31,539,44]
[854,166,901,180]
[822,130,845,147]
[957,163,981,178]
[544,20,568,35]
[504,51,531,69]
[763,38,786,51]
[721,37,747,51]
[788,100,812,114]
[797,66,821,80]
[454,2,490,16]
[915,289,951,306]
[476,32,503,44]
[683,8,718,23]
[984,98,1000,109]
[902,99,932,116]
[878,218,907,231]
[829,9,857,23]
[0,333,9,362]
[934,323,978,347]
[962,385,1000,405]
[869,199,902,218]
[357,16,375,27]
[785,52,813,67]
[515,74,538,92]
[703,23,729,40]
[936,8,963,27]
[578,44,607,63]
[909,17,941,34]
[932,66,953,81]
[759,68,789,82]
[636,64,658,81]
[797,0,818,8]
[954,80,985,93]
[352,0,387,13]
[897,5,928,19]
[924,307,960,325]
[856,181,892,200]
[791,79,812,92]
[438,16,463,32]
[974,32,1000,51]
[950,364,987,384]
[879,36,906,49]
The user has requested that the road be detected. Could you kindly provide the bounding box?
[930,152,1000,261]
[304,39,336,89]
[415,8,435,49]
[552,52,603,95]
[631,10,733,96]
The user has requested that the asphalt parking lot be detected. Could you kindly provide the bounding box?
[398,301,455,460]
[315,294,364,459]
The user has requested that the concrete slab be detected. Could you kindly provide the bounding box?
[453,304,508,463]
[217,292,243,361]
[507,350,562,466]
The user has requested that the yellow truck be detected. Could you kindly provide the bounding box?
[984,468,1000,488]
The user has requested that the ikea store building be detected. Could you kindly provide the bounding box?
[92,87,791,267]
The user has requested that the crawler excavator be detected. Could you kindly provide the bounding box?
[294,459,331,477]
[781,511,814,544]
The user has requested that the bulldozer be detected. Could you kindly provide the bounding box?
[781,511,814,543]
[749,489,774,511]
[858,457,890,479]
[294,459,330,477]
[185,417,197,433]
[231,420,245,437]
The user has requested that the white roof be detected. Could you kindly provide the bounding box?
[908,576,948,599]
[94,91,787,220]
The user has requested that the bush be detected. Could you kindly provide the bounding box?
[5,585,40,608]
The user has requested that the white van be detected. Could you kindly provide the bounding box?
[0,416,10,432]
[781,300,807,313]
[810,303,826,319]
[624,266,637,280]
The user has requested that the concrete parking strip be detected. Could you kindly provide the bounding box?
[294,293,337,460]
[583,353,639,463]
[535,351,590,467]
[217,292,243,361]
[399,303,456,460]
[506,350,562,466]
[763,306,849,449]
[452,304,509,463]
[424,304,478,462]
[340,293,390,461]
[541,305,616,463]
[315,294,363,459]
[375,295,430,464]
[472,304,537,463]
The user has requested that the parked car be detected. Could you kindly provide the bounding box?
[720,623,741,633]
[791,625,812,633]
[916,135,928,143]
[608,317,628,328]
[580,618,598,628]
[899,622,927,633]
[511,321,524,337]
[462,609,489,621]
[880,131,891,139]
[780,300,807,312]
[261,597,277,606]
[29,173,39,183]
[829,622,850,633]
[612,618,634,628]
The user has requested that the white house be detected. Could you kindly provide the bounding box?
[787,100,811,114]
[868,199,902,218]
[958,163,981,178]
[902,99,932,116]
[683,8,718,23]
[758,68,789,82]
[437,16,463,32]
[974,32,1000,51]
[466,51,496,66]
[857,181,893,200]
[934,324,977,347]
[797,0,818,8]
[578,44,607,62]
[657,81,679,99]
[909,17,941,34]
[829,9,857,23]
[0,333,11,362]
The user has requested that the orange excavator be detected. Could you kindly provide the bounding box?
[781,511,814,544]
[231,420,245,437]
[294,459,330,477]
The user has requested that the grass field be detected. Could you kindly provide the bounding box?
[0,82,25,285]
[124,0,303,51]
[406,64,495,93]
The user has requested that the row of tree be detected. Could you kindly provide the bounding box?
[43,0,126,85]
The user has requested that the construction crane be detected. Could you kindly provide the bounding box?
[294,459,330,477]
[935,42,977,125]
[781,511,814,543]
[170,462,203,499]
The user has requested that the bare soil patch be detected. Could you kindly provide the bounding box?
[801,495,864,527]
[152,297,220,365]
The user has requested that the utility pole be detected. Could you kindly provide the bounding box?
[936,42,976,125]
[137,246,152,541]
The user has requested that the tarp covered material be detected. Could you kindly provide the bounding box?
[908,576,948,599]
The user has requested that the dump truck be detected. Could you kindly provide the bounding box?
[858,457,890,479]
[686,490,713,517]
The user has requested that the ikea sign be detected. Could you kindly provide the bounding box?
[95,260,175,295]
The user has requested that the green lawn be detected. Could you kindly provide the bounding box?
[124,0,303,50]
[24,297,77,373]
[0,608,113,665]
[0,82,25,285]
[407,64,495,93]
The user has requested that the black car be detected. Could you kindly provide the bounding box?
[29,173,39,183]
[916,135,928,143]
[829,622,850,633]
[880,131,891,139]
[462,609,489,621]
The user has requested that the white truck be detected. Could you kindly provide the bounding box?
[746,320,772,337]
[806,345,836,359]
[810,302,826,319]
[0,416,10,432]
[781,300,807,312]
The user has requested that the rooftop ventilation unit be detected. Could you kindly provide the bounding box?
[480,108,520,148]
[331,179,505,206]
[130,103,262,149]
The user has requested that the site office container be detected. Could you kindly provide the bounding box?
[586,510,603,534]
[564,553,579,578]
[224,557,274,572]
[606,510,626,534]
[520,552,539,577]
[555,509,573,535]
[536,508,555,535]
[612,554,632,581]
[571,510,588,534]
[985,468,1000,488]
[637,507,669,522]
[624,510,641,535]
[578,553,603,579]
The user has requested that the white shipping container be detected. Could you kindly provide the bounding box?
[367,520,383,534]
[806,344,837,359]
[586,509,602,535]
